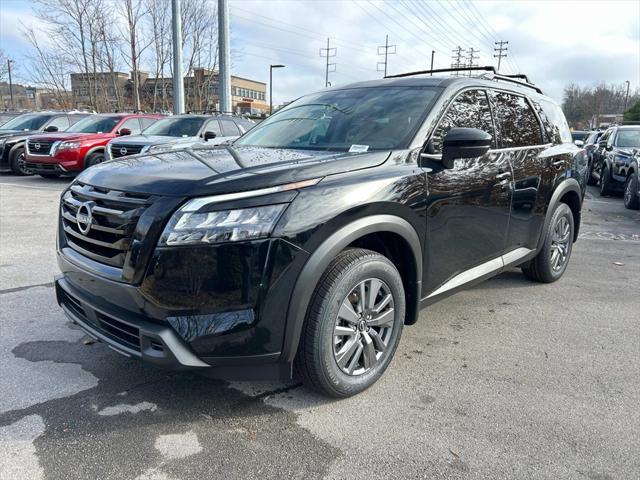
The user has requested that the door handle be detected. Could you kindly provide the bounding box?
[496,171,511,180]
[551,160,564,168]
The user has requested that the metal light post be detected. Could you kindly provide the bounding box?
[7,59,15,110]
[171,0,185,114]
[624,80,630,112]
[218,0,231,113]
[269,64,285,115]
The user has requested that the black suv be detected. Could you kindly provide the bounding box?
[55,70,584,397]
[624,150,640,209]
[591,125,640,195]
[0,112,88,175]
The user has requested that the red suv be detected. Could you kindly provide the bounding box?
[25,113,162,177]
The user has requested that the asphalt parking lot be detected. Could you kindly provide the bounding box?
[0,175,638,480]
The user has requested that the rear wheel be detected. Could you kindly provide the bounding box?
[599,165,613,196]
[85,152,104,168]
[296,248,405,397]
[9,147,32,176]
[522,203,574,283]
[624,174,640,210]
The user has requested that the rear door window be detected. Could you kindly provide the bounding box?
[491,91,544,148]
[431,89,495,153]
[220,119,241,137]
[203,119,222,136]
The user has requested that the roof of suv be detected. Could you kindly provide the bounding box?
[324,75,550,102]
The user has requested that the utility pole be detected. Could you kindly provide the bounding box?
[171,0,184,114]
[7,59,14,110]
[319,38,336,88]
[494,40,508,72]
[451,46,466,76]
[377,34,396,78]
[218,0,232,113]
[269,64,285,115]
[466,47,480,76]
[430,50,435,75]
[624,80,630,112]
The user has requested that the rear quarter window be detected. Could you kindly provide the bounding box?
[534,99,572,144]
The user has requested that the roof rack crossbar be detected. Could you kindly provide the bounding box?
[384,66,496,79]
[485,73,543,94]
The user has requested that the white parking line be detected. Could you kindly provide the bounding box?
[0,182,65,192]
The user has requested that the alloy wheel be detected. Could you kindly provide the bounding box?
[550,215,571,271]
[17,153,32,175]
[332,278,395,376]
[624,177,633,206]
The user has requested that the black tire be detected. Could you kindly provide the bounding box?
[9,146,32,176]
[296,248,405,398]
[39,173,60,179]
[624,174,640,210]
[586,159,597,186]
[85,152,104,168]
[599,164,612,196]
[522,203,574,283]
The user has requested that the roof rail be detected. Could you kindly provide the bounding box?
[385,65,543,95]
[384,66,496,79]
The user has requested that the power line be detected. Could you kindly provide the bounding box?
[377,34,396,77]
[319,38,337,87]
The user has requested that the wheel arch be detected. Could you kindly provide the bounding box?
[84,146,106,168]
[281,214,422,363]
[539,178,582,249]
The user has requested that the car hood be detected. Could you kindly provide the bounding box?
[37,132,114,143]
[78,145,392,197]
[0,129,35,140]
[109,134,198,147]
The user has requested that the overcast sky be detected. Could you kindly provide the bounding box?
[2,0,639,105]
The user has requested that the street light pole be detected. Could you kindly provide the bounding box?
[624,80,630,112]
[171,0,185,114]
[269,64,285,115]
[8,59,15,110]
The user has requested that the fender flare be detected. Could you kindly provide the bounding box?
[84,146,106,167]
[281,214,422,363]
[537,177,582,250]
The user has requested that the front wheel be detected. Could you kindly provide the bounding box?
[9,147,32,176]
[586,159,597,186]
[85,152,104,169]
[522,203,574,283]
[624,174,640,210]
[599,165,613,196]
[296,248,405,397]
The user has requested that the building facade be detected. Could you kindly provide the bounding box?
[71,69,267,114]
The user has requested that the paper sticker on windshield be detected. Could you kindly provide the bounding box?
[349,144,369,153]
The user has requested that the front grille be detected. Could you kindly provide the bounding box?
[60,181,153,268]
[26,162,57,171]
[110,143,146,158]
[27,139,54,155]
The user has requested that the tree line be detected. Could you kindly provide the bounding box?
[20,0,219,112]
[562,82,640,128]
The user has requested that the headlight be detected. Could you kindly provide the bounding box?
[58,142,81,151]
[147,144,174,154]
[159,203,287,246]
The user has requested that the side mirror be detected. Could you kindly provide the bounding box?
[203,131,217,141]
[118,127,132,136]
[574,140,584,147]
[440,127,492,169]
[44,125,58,132]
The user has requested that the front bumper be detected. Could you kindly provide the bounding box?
[25,160,69,175]
[56,275,293,379]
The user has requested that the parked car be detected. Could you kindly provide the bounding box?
[590,125,640,196]
[623,150,640,209]
[0,111,23,128]
[105,114,254,160]
[571,130,591,146]
[24,113,162,178]
[584,130,604,186]
[55,71,583,397]
[0,112,88,175]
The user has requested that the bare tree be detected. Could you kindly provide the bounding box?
[119,0,153,111]
[0,49,9,83]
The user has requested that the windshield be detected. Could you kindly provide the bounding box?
[142,117,205,137]
[0,114,51,131]
[235,86,439,151]
[616,129,640,148]
[67,115,121,134]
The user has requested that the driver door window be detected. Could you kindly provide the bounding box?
[47,116,70,131]
[119,118,142,134]
[431,89,495,154]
